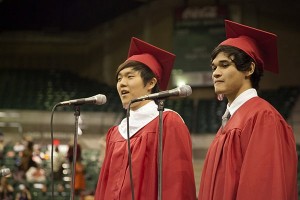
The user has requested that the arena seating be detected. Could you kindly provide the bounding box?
[0,68,122,112]
[0,68,299,133]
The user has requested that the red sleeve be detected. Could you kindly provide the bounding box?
[237,110,298,200]
[94,127,114,199]
[162,111,197,200]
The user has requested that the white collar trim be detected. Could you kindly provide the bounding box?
[118,101,162,139]
[227,88,258,116]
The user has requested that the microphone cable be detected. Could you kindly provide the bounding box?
[126,101,135,200]
[50,103,60,200]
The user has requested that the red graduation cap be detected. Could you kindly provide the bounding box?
[125,37,176,90]
[220,20,279,73]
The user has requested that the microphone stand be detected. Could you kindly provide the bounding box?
[126,102,135,200]
[157,99,165,200]
[70,105,80,200]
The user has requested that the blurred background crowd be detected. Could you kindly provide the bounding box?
[0,131,104,199]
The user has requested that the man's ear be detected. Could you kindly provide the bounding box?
[246,62,255,78]
[148,77,158,90]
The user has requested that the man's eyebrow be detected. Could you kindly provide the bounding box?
[211,59,232,66]
[118,70,136,77]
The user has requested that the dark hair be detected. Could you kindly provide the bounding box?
[116,61,160,94]
[211,45,263,89]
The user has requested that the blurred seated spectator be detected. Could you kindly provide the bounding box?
[32,144,43,165]
[0,131,14,165]
[53,146,65,181]
[0,176,14,200]
[5,150,16,158]
[67,142,82,164]
[74,157,86,200]
[13,142,25,153]
[19,140,35,172]
[0,131,5,161]
[25,163,46,183]
[84,195,94,200]
[14,140,36,182]
[56,182,69,197]
[67,141,86,199]
[14,184,32,200]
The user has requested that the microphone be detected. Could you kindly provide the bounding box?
[131,85,192,103]
[0,168,11,177]
[58,94,107,106]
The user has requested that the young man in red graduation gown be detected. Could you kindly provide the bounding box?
[94,37,196,199]
[198,20,298,200]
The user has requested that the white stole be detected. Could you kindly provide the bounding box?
[118,101,170,139]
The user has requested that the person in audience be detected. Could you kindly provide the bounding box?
[0,131,5,163]
[0,176,14,200]
[67,142,86,199]
[53,146,65,181]
[31,144,44,165]
[14,184,32,200]
[74,156,86,200]
[14,139,36,182]
[56,183,67,196]
[13,141,25,154]
[94,37,196,199]
[198,20,298,200]
[25,163,46,183]
[67,142,82,164]
[19,140,35,173]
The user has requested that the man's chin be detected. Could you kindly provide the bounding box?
[215,89,224,94]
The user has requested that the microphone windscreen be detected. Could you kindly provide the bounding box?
[179,85,192,97]
[94,94,107,105]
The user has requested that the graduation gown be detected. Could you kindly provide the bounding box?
[95,110,196,200]
[198,97,298,200]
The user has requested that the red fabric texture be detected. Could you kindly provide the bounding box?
[95,111,196,200]
[198,97,298,200]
